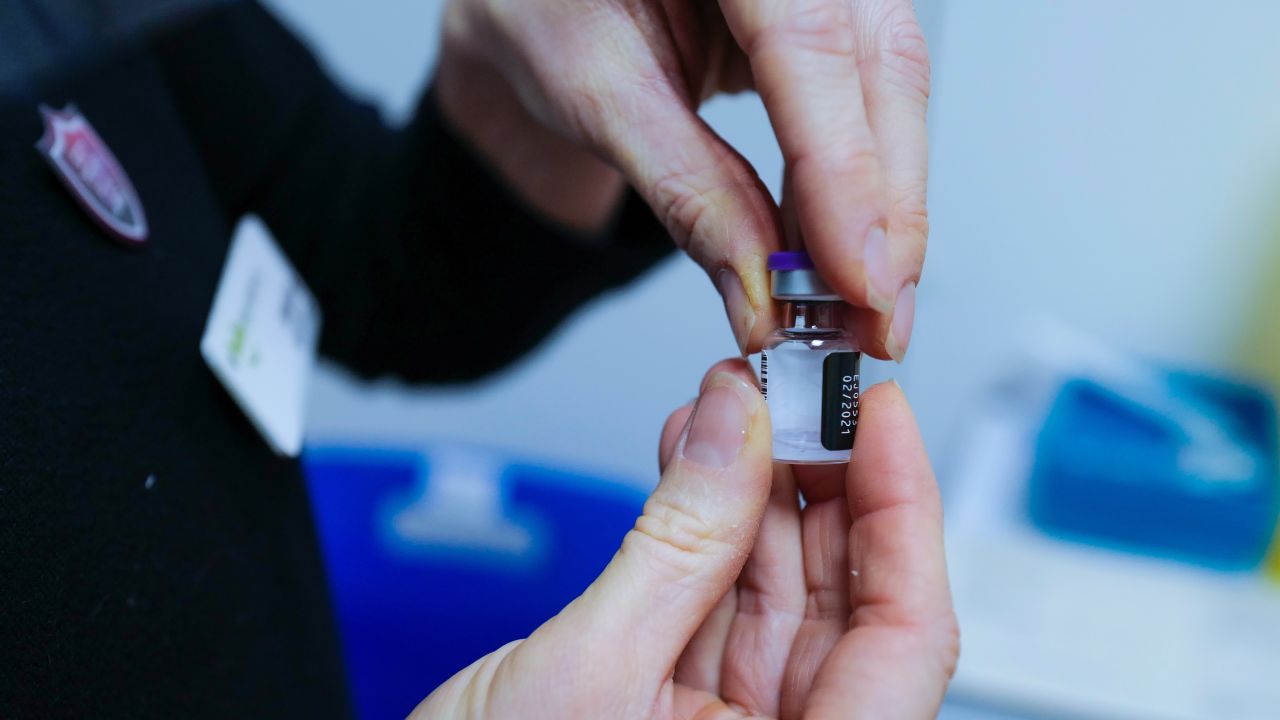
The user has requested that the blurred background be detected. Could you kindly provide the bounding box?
[264,1,1280,718]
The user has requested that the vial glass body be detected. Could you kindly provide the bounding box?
[761,302,859,464]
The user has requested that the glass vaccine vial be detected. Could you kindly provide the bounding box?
[760,251,860,464]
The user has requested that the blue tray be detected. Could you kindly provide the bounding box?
[304,446,646,720]
[1029,372,1279,570]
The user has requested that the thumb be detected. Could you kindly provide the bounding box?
[529,359,772,690]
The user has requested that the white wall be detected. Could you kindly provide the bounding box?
[914,1,1280,469]
[269,0,1280,487]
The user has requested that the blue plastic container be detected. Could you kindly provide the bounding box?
[1028,371,1279,570]
[303,446,646,720]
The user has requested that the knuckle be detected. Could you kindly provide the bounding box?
[646,139,776,268]
[651,159,752,258]
[651,169,710,251]
[626,495,737,578]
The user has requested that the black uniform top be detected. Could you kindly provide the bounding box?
[0,1,671,716]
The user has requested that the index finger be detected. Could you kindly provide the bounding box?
[719,0,896,314]
[720,0,932,362]
[806,381,958,719]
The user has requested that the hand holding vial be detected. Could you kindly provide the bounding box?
[437,0,930,358]
[412,359,957,720]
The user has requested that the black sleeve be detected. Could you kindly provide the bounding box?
[150,0,673,383]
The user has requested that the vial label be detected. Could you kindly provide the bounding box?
[820,352,860,451]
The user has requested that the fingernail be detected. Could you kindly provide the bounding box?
[717,269,756,356]
[683,377,750,469]
[863,225,896,314]
[886,282,917,363]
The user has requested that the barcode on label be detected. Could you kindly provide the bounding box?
[760,351,768,399]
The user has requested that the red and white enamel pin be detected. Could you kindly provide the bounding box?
[36,104,149,247]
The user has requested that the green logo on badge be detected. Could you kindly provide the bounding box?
[228,323,246,364]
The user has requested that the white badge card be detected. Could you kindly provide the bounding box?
[201,216,321,457]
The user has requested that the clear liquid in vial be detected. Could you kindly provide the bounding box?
[761,331,856,464]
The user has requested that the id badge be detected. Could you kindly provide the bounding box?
[201,216,321,457]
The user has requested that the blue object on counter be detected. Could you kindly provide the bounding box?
[304,445,646,720]
[1028,370,1279,570]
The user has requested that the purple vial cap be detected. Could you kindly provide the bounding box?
[767,251,815,271]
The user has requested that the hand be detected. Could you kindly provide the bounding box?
[436,0,931,360]
[411,359,958,719]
